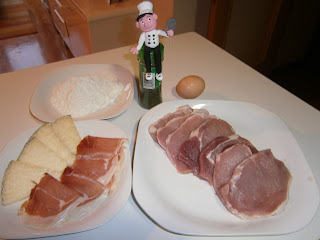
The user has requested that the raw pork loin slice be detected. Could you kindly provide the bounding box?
[165,114,213,174]
[198,135,257,185]
[149,105,209,143]
[220,149,292,219]
[148,105,194,142]
[190,118,235,150]
[157,114,191,149]
[178,118,235,175]
[213,144,252,199]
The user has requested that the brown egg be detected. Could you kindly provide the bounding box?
[176,75,205,99]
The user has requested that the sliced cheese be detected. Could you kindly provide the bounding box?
[32,122,75,165]
[52,115,81,155]
[17,137,67,173]
[1,161,60,206]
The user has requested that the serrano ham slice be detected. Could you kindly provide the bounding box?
[61,167,105,205]
[19,173,83,228]
[76,136,124,161]
[61,136,127,205]
[220,149,292,219]
[75,136,126,187]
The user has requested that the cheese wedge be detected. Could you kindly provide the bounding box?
[51,115,81,155]
[1,161,61,206]
[32,123,75,165]
[17,137,67,173]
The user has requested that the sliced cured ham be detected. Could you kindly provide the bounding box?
[198,135,257,185]
[61,167,105,205]
[75,136,126,187]
[178,118,235,175]
[76,136,125,161]
[220,149,292,219]
[165,114,213,173]
[213,144,252,199]
[72,157,112,184]
[19,173,83,228]
[17,135,127,228]
[71,135,126,184]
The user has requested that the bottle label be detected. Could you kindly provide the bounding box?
[143,72,155,89]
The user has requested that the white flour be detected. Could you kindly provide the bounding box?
[50,74,124,118]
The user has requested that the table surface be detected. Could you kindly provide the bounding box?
[0,32,319,240]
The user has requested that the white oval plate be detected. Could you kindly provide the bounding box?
[0,120,132,239]
[132,100,319,236]
[30,64,134,122]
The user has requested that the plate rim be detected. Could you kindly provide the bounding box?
[29,63,134,123]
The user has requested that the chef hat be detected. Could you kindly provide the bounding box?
[137,1,153,16]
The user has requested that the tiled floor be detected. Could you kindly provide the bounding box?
[0,0,73,74]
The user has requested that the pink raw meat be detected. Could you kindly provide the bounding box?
[178,118,235,175]
[220,149,292,219]
[165,114,213,174]
[213,144,252,199]
[157,114,191,149]
[198,135,257,185]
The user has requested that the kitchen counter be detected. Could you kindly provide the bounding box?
[0,32,319,240]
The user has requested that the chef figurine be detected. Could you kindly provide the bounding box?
[130,1,174,81]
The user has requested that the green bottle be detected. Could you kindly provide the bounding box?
[137,43,164,109]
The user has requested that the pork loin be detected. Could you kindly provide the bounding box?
[178,118,235,175]
[198,135,257,185]
[157,114,191,149]
[148,105,194,142]
[220,149,292,219]
[213,144,252,199]
[149,105,210,143]
[165,114,213,174]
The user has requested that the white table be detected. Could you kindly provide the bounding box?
[0,32,319,240]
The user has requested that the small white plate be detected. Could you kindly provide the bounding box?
[0,120,132,239]
[132,100,319,236]
[30,64,134,122]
